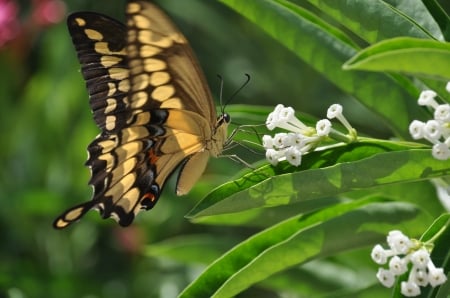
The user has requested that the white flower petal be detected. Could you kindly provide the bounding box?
[418,90,438,108]
[387,230,411,254]
[428,267,447,287]
[327,104,343,119]
[371,244,388,265]
[316,119,331,136]
[401,281,421,297]
[409,120,425,140]
[376,268,395,288]
[432,143,450,160]
[410,249,430,269]
[389,255,408,275]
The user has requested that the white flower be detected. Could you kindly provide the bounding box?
[428,267,447,287]
[262,135,274,149]
[371,244,389,264]
[434,104,450,122]
[424,120,442,142]
[409,120,425,140]
[326,103,354,134]
[265,149,280,166]
[410,249,430,269]
[327,104,343,119]
[273,133,288,148]
[411,268,429,287]
[291,133,305,148]
[389,255,408,275]
[285,147,302,166]
[418,90,438,108]
[387,230,411,254]
[266,104,285,130]
[432,142,450,160]
[316,119,331,136]
[401,281,421,297]
[446,81,450,93]
[376,268,395,288]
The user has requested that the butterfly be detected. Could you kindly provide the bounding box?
[53,0,230,228]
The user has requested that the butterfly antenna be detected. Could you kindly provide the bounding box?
[217,74,225,111]
[224,74,251,110]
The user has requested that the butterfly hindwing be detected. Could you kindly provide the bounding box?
[53,0,229,229]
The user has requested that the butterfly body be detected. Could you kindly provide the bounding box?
[53,0,228,228]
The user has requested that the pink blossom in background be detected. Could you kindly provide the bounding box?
[0,0,20,46]
[32,0,66,26]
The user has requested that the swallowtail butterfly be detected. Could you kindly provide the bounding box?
[53,0,229,228]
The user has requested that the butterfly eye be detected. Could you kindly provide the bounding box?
[221,113,231,124]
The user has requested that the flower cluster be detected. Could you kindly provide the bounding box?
[371,230,447,297]
[409,82,450,160]
[263,104,356,166]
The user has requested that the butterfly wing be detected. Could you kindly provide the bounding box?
[53,1,225,229]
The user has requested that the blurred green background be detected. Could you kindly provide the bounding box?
[5,0,448,297]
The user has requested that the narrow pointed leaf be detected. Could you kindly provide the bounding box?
[344,37,450,80]
[188,140,449,219]
[179,197,429,298]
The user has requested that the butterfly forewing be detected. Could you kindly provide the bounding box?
[53,0,228,229]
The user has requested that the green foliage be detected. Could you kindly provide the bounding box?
[2,0,450,298]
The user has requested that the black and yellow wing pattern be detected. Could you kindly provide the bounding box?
[53,0,229,228]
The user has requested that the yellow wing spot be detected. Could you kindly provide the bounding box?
[128,111,150,126]
[74,17,86,27]
[118,79,130,93]
[98,138,119,154]
[130,91,149,109]
[132,73,149,91]
[127,2,141,14]
[105,98,117,114]
[98,152,116,172]
[169,32,186,44]
[84,29,103,41]
[101,55,122,68]
[106,82,116,97]
[105,173,136,203]
[160,97,183,109]
[115,141,144,162]
[94,42,112,54]
[133,15,151,29]
[144,58,166,72]
[109,157,137,186]
[129,60,144,76]
[152,85,175,102]
[95,42,126,55]
[105,115,117,130]
[108,68,128,80]
[121,126,149,142]
[127,44,139,58]
[128,29,137,43]
[149,71,171,86]
[118,187,141,212]
[140,45,161,58]
[139,30,173,48]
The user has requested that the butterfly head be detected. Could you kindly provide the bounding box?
[218,112,231,125]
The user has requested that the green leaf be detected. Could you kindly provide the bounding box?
[307,0,436,42]
[344,37,450,80]
[220,0,428,137]
[422,0,450,40]
[419,213,450,243]
[179,197,428,298]
[188,140,444,219]
[144,234,240,265]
